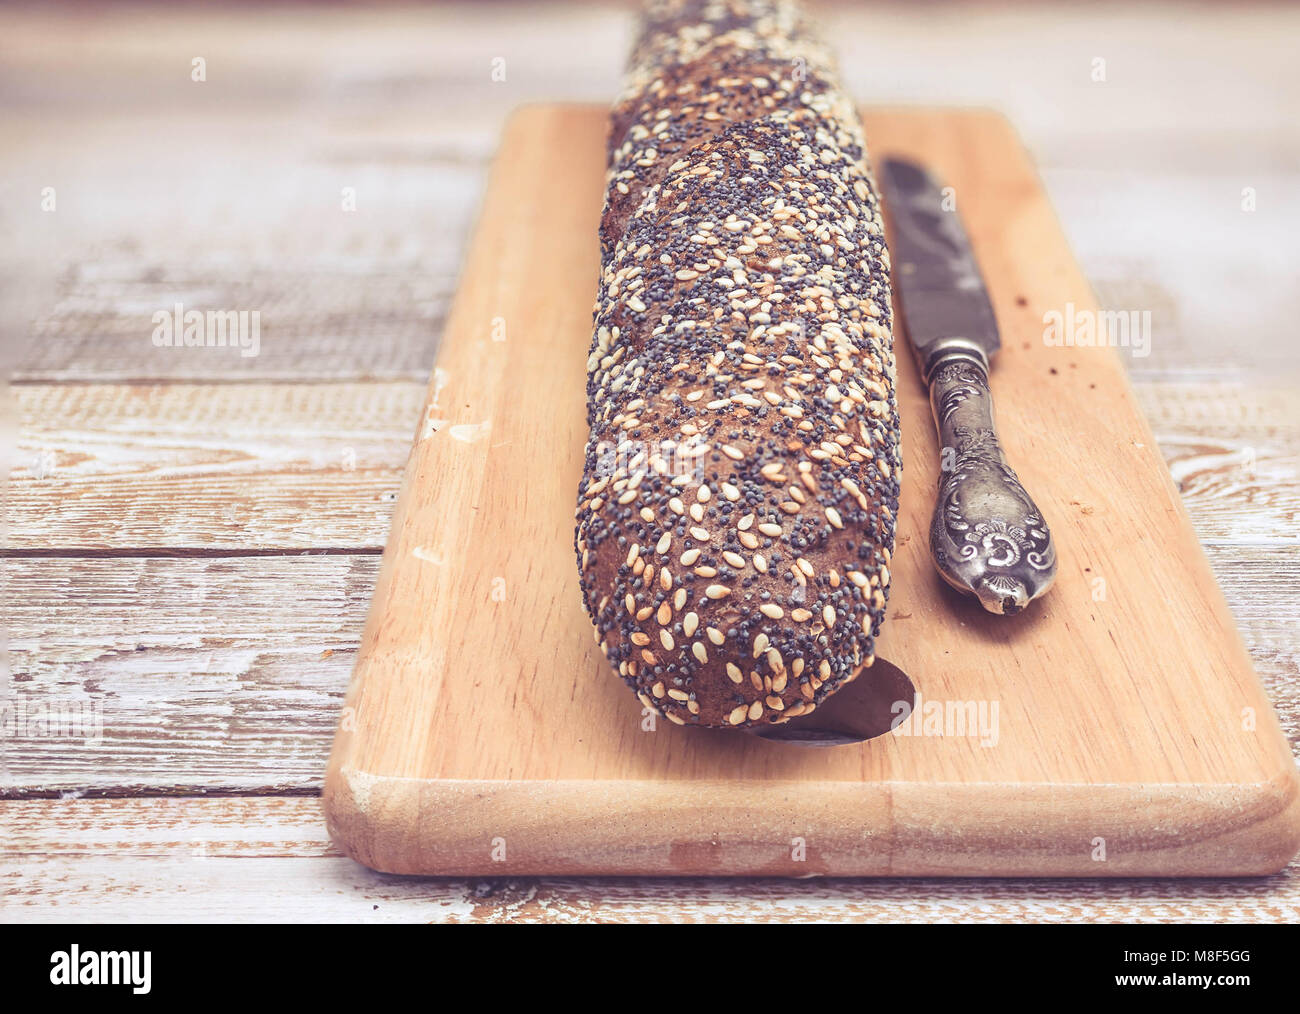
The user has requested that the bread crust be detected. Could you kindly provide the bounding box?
[576,0,900,729]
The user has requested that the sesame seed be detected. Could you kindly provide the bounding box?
[705,584,730,600]
[759,603,784,619]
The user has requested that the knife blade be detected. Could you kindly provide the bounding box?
[879,157,1057,615]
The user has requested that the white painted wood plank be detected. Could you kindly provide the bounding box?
[10,383,423,550]
[4,799,1298,924]
[4,4,1297,383]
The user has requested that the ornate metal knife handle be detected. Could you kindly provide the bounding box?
[926,344,1057,615]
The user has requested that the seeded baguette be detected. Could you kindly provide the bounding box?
[575,0,901,729]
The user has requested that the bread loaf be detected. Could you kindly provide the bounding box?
[575,0,901,729]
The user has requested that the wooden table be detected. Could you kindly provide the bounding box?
[4,1,1298,922]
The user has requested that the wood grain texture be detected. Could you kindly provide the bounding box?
[1135,383,1300,545]
[8,383,423,552]
[6,2,1299,386]
[1,543,1294,795]
[1,557,371,794]
[7,380,1295,553]
[19,270,458,384]
[322,106,1300,878]
[4,0,1299,921]
[5,799,1298,923]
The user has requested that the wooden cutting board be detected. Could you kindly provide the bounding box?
[323,105,1300,877]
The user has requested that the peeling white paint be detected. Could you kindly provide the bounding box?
[449,420,491,443]
[418,415,490,445]
[430,367,450,409]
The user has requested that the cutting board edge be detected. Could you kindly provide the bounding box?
[322,762,1300,877]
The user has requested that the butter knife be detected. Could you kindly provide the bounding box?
[879,158,1057,615]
